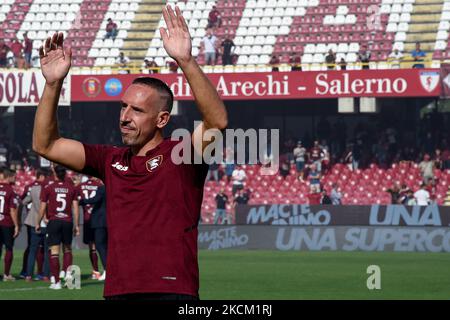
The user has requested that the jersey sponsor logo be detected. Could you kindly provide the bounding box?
[112,161,129,172]
[146,155,163,173]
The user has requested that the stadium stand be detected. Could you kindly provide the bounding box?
[1,0,448,71]
[199,162,450,223]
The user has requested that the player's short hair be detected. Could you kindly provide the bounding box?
[54,165,66,181]
[132,77,174,113]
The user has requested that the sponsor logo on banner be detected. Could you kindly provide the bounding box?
[198,226,249,250]
[82,77,101,98]
[369,204,442,226]
[0,70,71,106]
[237,204,450,226]
[276,228,337,251]
[419,71,440,92]
[104,78,122,96]
[245,204,331,225]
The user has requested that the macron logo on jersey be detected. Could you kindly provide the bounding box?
[112,162,129,172]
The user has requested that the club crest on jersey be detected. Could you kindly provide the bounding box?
[146,155,163,173]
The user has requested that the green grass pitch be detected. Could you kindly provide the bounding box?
[0,250,449,300]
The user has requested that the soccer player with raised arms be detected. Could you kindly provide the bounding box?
[33,5,227,299]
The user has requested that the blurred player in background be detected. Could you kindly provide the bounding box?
[79,182,107,281]
[33,5,227,299]
[77,175,102,280]
[0,169,20,281]
[36,165,80,289]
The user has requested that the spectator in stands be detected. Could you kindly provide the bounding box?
[115,52,130,74]
[269,55,280,72]
[418,153,434,182]
[202,29,218,66]
[411,42,426,68]
[330,184,342,205]
[307,185,321,205]
[425,179,437,204]
[414,183,430,206]
[23,33,33,68]
[357,45,371,69]
[308,163,321,193]
[144,58,159,74]
[234,188,250,206]
[290,54,302,71]
[387,182,401,204]
[231,165,246,196]
[207,5,221,29]
[166,60,179,73]
[352,140,362,170]
[434,148,443,170]
[105,18,118,41]
[224,147,235,183]
[221,35,235,66]
[388,48,403,69]
[403,189,416,205]
[10,37,24,68]
[0,40,10,68]
[279,154,290,179]
[293,141,306,180]
[214,189,228,224]
[321,189,332,205]
[206,162,219,183]
[309,140,324,172]
[338,57,347,70]
[325,49,336,70]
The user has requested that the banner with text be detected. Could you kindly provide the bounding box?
[71,69,441,102]
[0,70,71,106]
[198,225,450,252]
[235,204,450,227]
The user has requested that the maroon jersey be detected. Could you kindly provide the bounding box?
[0,183,18,227]
[77,179,102,222]
[81,139,208,297]
[40,181,78,223]
[310,146,323,161]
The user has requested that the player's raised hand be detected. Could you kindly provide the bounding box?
[39,32,72,86]
[160,5,192,65]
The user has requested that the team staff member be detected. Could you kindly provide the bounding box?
[32,5,227,299]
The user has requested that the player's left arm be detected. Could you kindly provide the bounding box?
[160,5,227,154]
[72,200,80,236]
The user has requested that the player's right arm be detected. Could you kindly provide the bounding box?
[32,32,85,172]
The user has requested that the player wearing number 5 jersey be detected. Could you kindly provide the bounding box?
[37,165,80,290]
